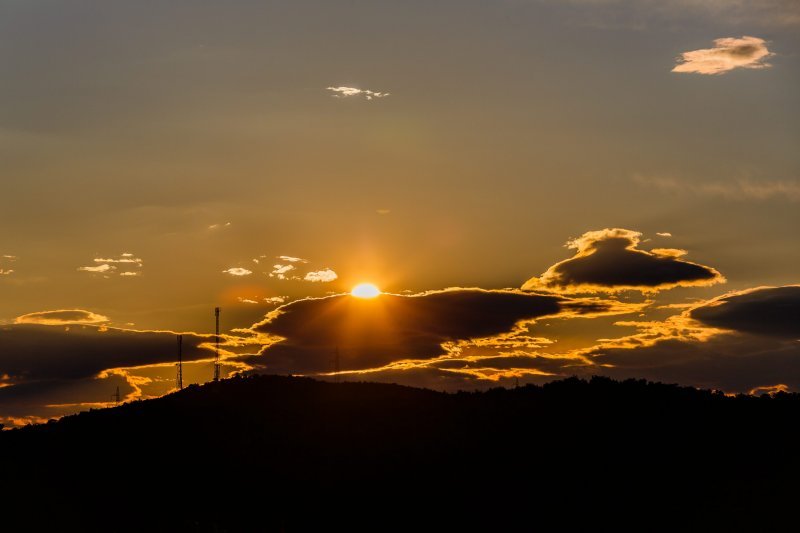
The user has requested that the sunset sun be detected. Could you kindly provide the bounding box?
[351,283,381,298]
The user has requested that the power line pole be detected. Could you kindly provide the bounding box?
[176,334,183,390]
[213,307,221,382]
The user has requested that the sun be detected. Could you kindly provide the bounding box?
[351,283,381,299]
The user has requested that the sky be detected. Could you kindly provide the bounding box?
[1,0,798,426]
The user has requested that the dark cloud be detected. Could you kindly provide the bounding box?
[522,228,724,293]
[690,286,800,339]
[0,324,213,382]
[587,285,800,392]
[15,309,109,325]
[246,289,625,375]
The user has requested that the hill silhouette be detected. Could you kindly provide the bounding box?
[2,374,799,530]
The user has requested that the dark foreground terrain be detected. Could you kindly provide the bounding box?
[2,375,799,531]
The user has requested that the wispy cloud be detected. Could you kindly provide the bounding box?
[634,175,800,202]
[79,253,143,278]
[656,232,672,238]
[672,36,773,75]
[304,269,338,283]
[327,86,390,100]
[208,222,231,230]
[1,254,16,275]
[222,267,252,276]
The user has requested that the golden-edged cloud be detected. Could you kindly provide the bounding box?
[672,36,773,75]
[15,309,109,326]
[587,285,800,393]
[242,288,635,375]
[327,86,390,100]
[522,228,724,293]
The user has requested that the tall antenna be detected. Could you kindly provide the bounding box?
[111,386,120,405]
[176,334,183,390]
[213,307,221,382]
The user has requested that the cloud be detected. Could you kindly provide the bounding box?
[304,269,338,283]
[522,228,724,293]
[78,264,115,273]
[94,256,142,265]
[1,254,16,275]
[582,285,800,393]
[278,256,307,263]
[15,309,109,326]
[208,222,231,230]
[672,36,773,75]
[545,1,800,28]
[656,232,672,238]
[243,288,634,375]
[222,267,253,276]
[0,324,246,424]
[269,264,296,280]
[264,296,286,305]
[634,175,800,203]
[690,285,800,339]
[327,86,390,100]
[78,252,143,277]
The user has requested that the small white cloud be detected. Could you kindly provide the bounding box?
[327,86,390,100]
[209,222,232,230]
[656,232,672,238]
[79,264,115,273]
[94,256,142,265]
[304,268,338,283]
[0,269,13,276]
[2,255,16,260]
[119,271,141,277]
[278,256,307,263]
[264,296,286,305]
[237,297,260,304]
[270,264,297,280]
[222,267,252,276]
[672,36,773,75]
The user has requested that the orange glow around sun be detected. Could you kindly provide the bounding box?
[351,283,381,298]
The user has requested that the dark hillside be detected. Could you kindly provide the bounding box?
[2,375,798,531]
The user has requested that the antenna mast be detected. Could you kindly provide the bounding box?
[213,307,221,381]
[176,334,183,390]
[111,386,120,405]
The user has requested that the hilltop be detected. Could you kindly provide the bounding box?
[2,374,799,530]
